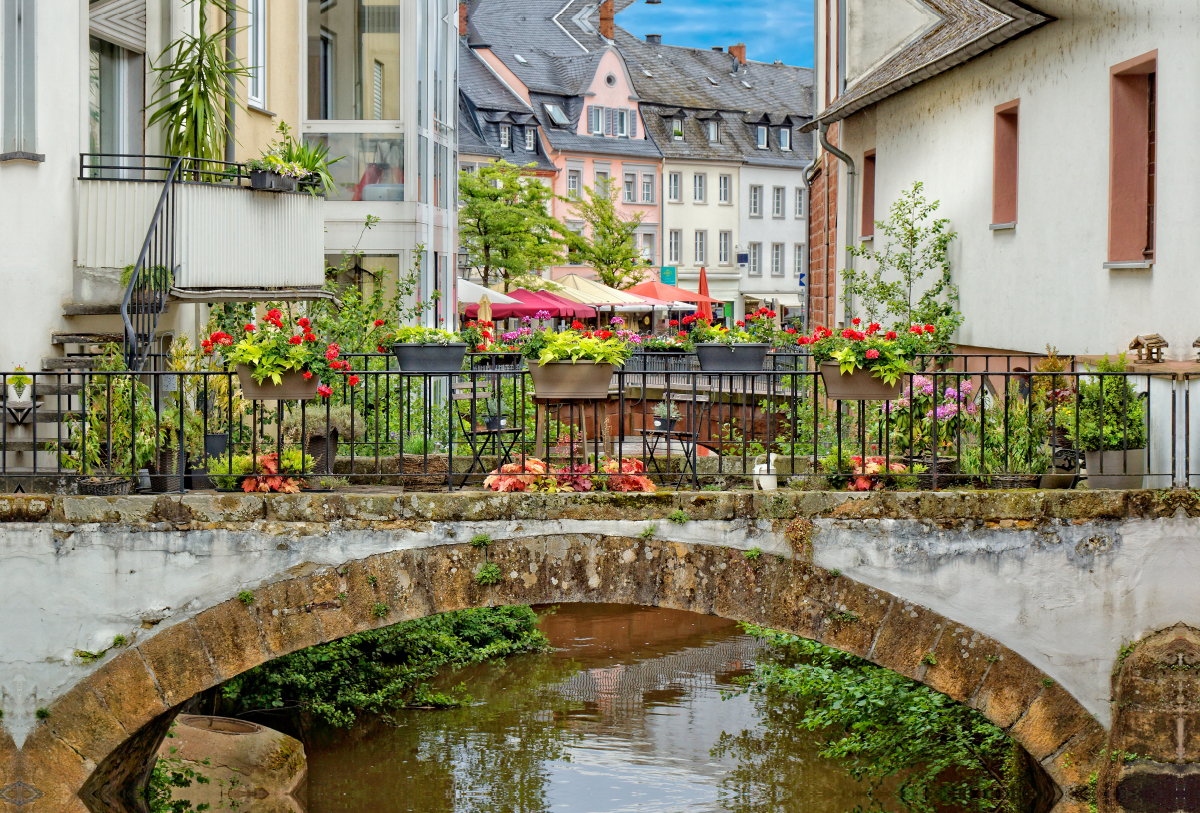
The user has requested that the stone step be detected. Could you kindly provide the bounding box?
[51,332,124,346]
[30,382,84,396]
[1,440,77,452]
[62,303,122,317]
[41,357,95,371]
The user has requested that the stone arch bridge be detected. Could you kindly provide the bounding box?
[1,488,1199,813]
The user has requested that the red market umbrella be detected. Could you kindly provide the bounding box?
[697,267,714,321]
[627,280,721,304]
[526,289,597,320]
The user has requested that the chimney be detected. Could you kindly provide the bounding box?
[459,2,468,33]
[599,0,614,40]
[646,34,661,45]
[729,43,747,66]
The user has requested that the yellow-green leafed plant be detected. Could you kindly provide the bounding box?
[522,329,634,367]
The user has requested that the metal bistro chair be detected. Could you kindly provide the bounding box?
[634,389,711,488]
[452,380,524,484]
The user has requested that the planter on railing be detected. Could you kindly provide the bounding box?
[820,363,903,401]
[527,361,614,399]
[235,365,320,400]
[695,343,768,372]
[391,343,469,373]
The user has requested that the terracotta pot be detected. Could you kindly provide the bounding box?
[391,343,469,373]
[236,365,320,400]
[1084,449,1146,490]
[820,362,903,401]
[527,361,615,399]
[695,343,769,372]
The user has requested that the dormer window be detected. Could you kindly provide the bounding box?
[707,120,720,143]
[779,128,791,151]
[672,119,684,140]
[756,125,768,149]
[544,103,569,127]
[500,124,511,149]
[525,128,536,151]
[617,109,629,137]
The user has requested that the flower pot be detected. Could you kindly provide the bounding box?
[306,429,339,474]
[204,433,229,459]
[391,343,469,373]
[483,416,509,431]
[236,364,320,401]
[905,454,958,490]
[527,361,615,399]
[248,170,273,190]
[150,446,187,493]
[695,343,769,372]
[820,362,903,401]
[1084,449,1146,490]
[276,174,298,192]
[753,454,779,491]
[77,477,133,496]
[651,416,679,432]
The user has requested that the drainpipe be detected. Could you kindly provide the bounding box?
[224,3,236,163]
[799,153,818,334]
[818,120,856,321]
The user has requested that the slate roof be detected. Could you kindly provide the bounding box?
[459,40,557,170]
[640,105,812,168]
[459,40,530,115]
[530,92,663,161]
[815,0,1051,125]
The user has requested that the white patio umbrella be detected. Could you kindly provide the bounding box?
[458,278,520,305]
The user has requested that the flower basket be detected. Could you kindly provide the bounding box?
[1084,449,1146,490]
[236,365,320,401]
[306,429,339,474]
[906,454,958,490]
[820,363,903,401]
[149,445,187,493]
[527,361,615,399]
[990,474,1042,490]
[695,343,769,372]
[400,453,451,491]
[391,343,469,373]
[77,477,133,496]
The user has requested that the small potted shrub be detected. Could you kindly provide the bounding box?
[685,308,779,371]
[390,326,469,373]
[244,154,311,192]
[1065,354,1147,490]
[805,321,930,401]
[224,310,358,401]
[521,328,634,399]
[480,398,509,431]
[651,400,681,431]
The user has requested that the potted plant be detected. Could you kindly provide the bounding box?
[223,310,357,400]
[282,404,366,473]
[120,264,173,312]
[266,122,342,197]
[651,400,681,431]
[685,308,779,371]
[522,328,633,399]
[885,373,976,476]
[805,321,930,400]
[641,333,694,354]
[1065,354,1147,490]
[244,154,311,192]
[6,366,31,404]
[479,397,509,431]
[959,381,1052,489]
[390,326,469,373]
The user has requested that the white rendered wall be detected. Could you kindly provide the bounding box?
[739,165,808,308]
[662,160,741,304]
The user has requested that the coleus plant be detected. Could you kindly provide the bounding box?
[802,320,938,385]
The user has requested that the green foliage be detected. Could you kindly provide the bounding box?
[560,182,650,290]
[667,509,690,525]
[476,563,503,586]
[145,733,212,813]
[743,547,763,560]
[639,525,657,539]
[62,347,165,475]
[237,591,254,606]
[392,326,461,345]
[921,652,938,666]
[373,603,390,618]
[35,708,50,720]
[120,263,173,292]
[74,650,105,663]
[470,533,492,549]
[1065,354,1147,452]
[736,626,1023,813]
[112,634,129,648]
[459,161,564,291]
[525,329,635,366]
[268,121,342,196]
[219,606,548,727]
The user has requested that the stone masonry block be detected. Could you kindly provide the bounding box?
[137,622,219,707]
[84,651,168,734]
[193,600,272,682]
[44,686,128,766]
[868,601,945,679]
[1009,684,1093,761]
[970,645,1047,730]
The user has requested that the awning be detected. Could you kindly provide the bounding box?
[555,274,665,312]
[458,279,521,305]
[627,280,722,304]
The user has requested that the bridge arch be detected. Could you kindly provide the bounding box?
[6,531,1104,813]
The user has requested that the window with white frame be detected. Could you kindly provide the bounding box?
[749,185,762,216]
[566,222,585,265]
[246,0,267,109]
[718,174,731,204]
[672,118,684,139]
[795,244,804,276]
[567,169,581,197]
[623,172,636,203]
[771,243,784,276]
[795,187,805,218]
[642,173,654,203]
[499,124,510,149]
[707,120,720,142]
[748,243,762,275]
[594,170,610,191]
[773,186,785,217]
[669,230,682,263]
[693,173,706,203]
[779,127,791,151]
[589,106,605,135]
[668,172,681,202]
[3,0,36,154]
[756,125,768,149]
[694,230,707,264]
[372,60,383,120]
[525,128,536,151]
[617,108,629,137]
[719,231,732,264]
[641,232,656,263]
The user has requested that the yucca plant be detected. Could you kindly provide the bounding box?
[147,0,249,167]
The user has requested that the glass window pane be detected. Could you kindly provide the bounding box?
[308,0,401,120]
[305,132,405,200]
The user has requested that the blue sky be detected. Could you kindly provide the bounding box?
[618,0,814,68]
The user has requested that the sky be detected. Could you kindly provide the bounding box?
[618,0,814,69]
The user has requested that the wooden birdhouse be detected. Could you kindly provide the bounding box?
[1129,334,1168,363]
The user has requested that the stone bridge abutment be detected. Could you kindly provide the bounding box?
[2,488,1199,813]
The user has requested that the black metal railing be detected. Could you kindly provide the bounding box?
[79,153,249,185]
[0,356,1175,495]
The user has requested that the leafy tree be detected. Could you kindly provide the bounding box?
[846,182,961,338]
[459,161,563,292]
[561,182,650,290]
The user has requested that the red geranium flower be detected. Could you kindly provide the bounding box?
[302,371,313,380]
[571,321,584,330]
[317,384,332,398]
[910,325,924,334]
[297,317,310,328]
[304,333,317,342]
[678,331,687,338]
[886,331,898,340]
[669,320,679,327]
[736,320,745,328]
[924,324,936,334]
[244,324,255,332]
[851,318,861,326]
[289,335,302,345]
[347,375,360,386]
[374,319,385,327]
[866,349,880,360]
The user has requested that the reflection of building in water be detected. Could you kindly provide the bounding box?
[550,637,765,717]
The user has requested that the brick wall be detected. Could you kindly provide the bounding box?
[807,123,840,329]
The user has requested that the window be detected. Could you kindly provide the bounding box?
[862,151,877,237]
[993,101,1019,225]
[773,186,785,217]
[1108,51,1157,264]
[3,0,36,154]
[771,243,784,276]
[525,128,536,152]
[372,60,384,120]
[748,243,762,275]
[567,169,582,197]
[87,36,145,173]
[308,0,399,120]
[707,120,720,142]
[669,230,682,263]
[749,185,762,216]
[624,172,636,203]
[617,108,629,137]
[589,106,605,135]
[317,31,334,119]
[642,174,654,203]
[693,173,707,203]
[756,125,768,149]
[695,231,707,264]
[779,127,791,151]
[796,187,805,218]
[595,170,610,191]
[641,232,656,263]
[566,222,585,265]
[795,244,805,276]
[247,0,267,109]
[672,118,683,139]
[499,124,510,149]
[544,103,570,126]
[719,174,731,204]
[719,231,732,264]
[668,172,681,202]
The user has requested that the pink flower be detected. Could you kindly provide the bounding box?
[865,349,880,360]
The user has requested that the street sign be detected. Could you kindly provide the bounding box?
[797,273,806,286]
[660,266,677,286]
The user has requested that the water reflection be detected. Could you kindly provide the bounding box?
[304,604,897,813]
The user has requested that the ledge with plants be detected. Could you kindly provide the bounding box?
[522,327,636,399]
[220,309,359,400]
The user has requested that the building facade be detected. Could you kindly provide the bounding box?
[810,0,1192,357]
